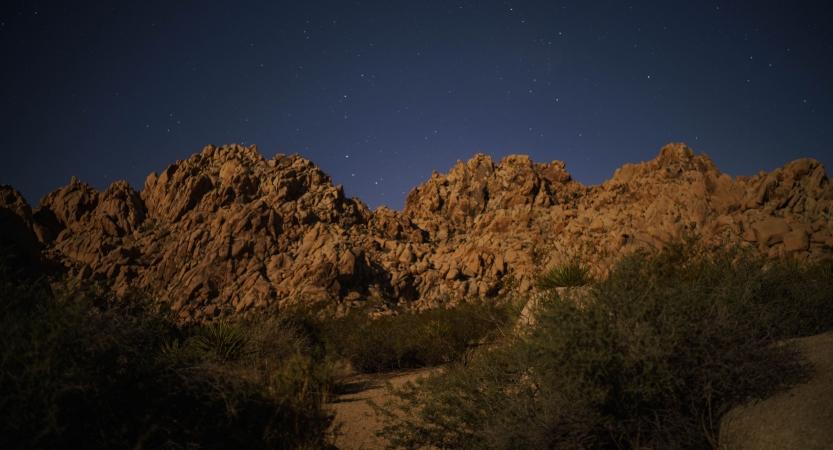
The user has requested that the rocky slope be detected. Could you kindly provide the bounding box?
[2,143,831,320]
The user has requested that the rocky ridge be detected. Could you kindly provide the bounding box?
[1,143,831,321]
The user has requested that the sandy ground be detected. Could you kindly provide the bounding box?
[720,332,833,450]
[329,368,435,450]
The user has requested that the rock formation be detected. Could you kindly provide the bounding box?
[1,143,831,320]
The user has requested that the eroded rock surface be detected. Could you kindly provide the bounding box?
[4,143,832,320]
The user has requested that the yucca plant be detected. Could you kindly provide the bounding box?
[781,258,806,280]
[820,261,833,280]
[537,259,592,290]
[191,320,251,363]
[158,338,199,362]
[160,338,184,355]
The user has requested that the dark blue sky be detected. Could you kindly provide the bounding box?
[2,0,831,210]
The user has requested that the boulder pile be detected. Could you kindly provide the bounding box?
[2,143,831,320]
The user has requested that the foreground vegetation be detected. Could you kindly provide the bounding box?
[0,266,509,449]
[299,300,513,373]
[374,242,833,449]
[3,238,832,449]
[0,272,338,449]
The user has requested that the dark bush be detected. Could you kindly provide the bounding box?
[310,301,512,373]
[376,242,832,449]
[0,272,335,449]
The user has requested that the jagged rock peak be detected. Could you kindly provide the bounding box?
[0,184,33,218]
[40,176,100,226]
[140,143,367,225]
[404,152,580,230]
[608,143,718,186]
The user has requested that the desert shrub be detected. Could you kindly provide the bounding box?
[753,257,833,338]
[0,272,335,449]
[237,314,313,380]
[0,278,178,449]
[377,243,829,449]
[374,340,577,449]
[262,352,339,446]
[311,301,512,373]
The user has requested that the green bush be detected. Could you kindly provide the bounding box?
[309,301,512,373]
[0,272,335,449]
[263,352,339,446]
[376,243,832,449]
[237,314,313,380]
[373,341,544,449]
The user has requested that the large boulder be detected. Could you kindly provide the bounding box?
[752,218,792,247]
[783,229,810,252]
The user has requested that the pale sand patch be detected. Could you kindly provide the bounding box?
[720,332,833,450]
[329,368,435,450]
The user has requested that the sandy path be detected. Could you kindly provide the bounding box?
[329,368,435,450]
[720,332,833,449]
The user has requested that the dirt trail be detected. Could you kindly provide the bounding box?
[329,368,435,450]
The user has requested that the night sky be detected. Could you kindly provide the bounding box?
[2,1,831,210]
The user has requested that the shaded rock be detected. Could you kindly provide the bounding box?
[39,176,99,227]
[0,206,42,279]
[0,184,56,242]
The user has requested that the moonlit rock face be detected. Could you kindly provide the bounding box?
[2,143,831,321]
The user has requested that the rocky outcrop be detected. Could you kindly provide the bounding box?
[5,143,832,320]
[1,184,57,243]
[36,145,384,319]
[399,144,831,300]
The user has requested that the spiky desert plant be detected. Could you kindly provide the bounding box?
[537,259,592,290]
[781,258,806,280]
[191,320,251,363]
[158,338,200,362]
[160,338,184,356]
[815,259,833,281]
